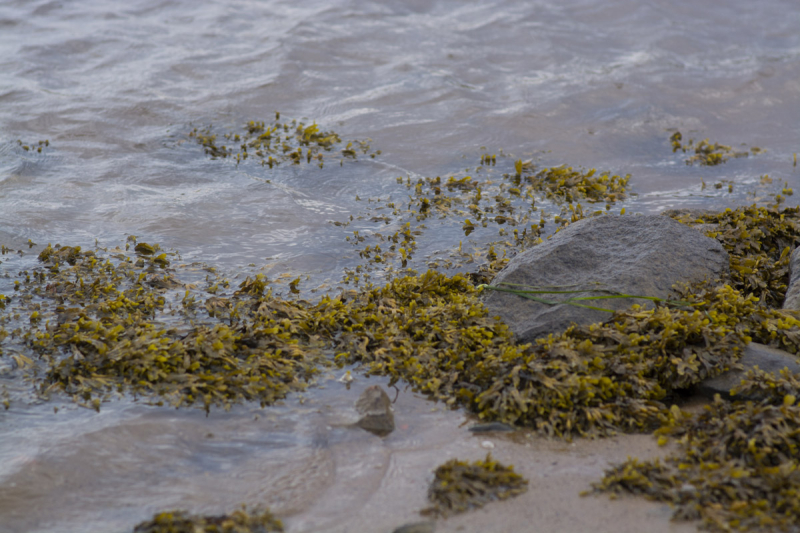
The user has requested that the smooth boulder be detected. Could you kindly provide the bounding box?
[783,246,800,310]
[483,215,729,342]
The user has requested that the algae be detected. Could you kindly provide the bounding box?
[333,153,620,287]
[593,369,800,532]
[670,131,759,166]
[669,205,800,310]
[6,206,800,440]
[585,205,800,531]
[421,454,528,517]
[188,113,378,168]
[523,164,629,204]
[133,507,283,533]
[16,139,49,154]
[1,242,327,412]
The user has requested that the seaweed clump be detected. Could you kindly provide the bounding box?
[670,131,760,166]
[585,205,800,531]
[7,243,328,411]
[327,273,760,437]
[670,205,800,310]
[133,508,283,533]
[421,454,528,517]
[189,112,378,167]
[524,164,630,204]
[593,369,800,532]
[10,240,800,439]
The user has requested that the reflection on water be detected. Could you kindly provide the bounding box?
[1,0,799,530]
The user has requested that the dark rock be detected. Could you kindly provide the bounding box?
[783,246,800,309]
[483,215,729,342]
[392,522,435,533]
[693,342,800,399]
[355,385,395,437]
[468,422,515,433]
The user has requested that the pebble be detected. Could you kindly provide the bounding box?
[392,522,435,533]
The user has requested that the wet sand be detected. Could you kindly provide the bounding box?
[286,383,697,533]
[0,376,699,533]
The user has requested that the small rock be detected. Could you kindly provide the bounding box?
[392,522,435,533]
[355,385,395,437]
[480,440,495,449]
[678,483,697,497]
[468,422,515,433]
[692,342,800,399]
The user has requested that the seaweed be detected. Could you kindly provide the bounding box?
[7,213,800,439]
[583,205,800,530]
[524,165,629,204]
[1,243,327,412]
[669,205,800,309]
[4,116,797,531]
[133,508,283,533]
[318,273,760,437]
[669,131,759,166]
[421,454,528,517]
[593,370,800,532]
[16,139,49,154]
[188,113,378,168]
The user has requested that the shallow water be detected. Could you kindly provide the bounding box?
[1,0,799,531]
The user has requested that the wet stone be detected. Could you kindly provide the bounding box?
[355,385,395,437]
[693,342,800,400]
[483,215,730,342]
[392,522,436,533]
[782,246,800,310]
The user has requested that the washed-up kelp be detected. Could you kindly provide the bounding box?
[593,369,800,532]
[5,243,328,411]
[669,205,800,309]
[319,273,761,438]
[133,508,283,533]
[670,132,761,166]
[421,454,528,517]
[8,238,800,440]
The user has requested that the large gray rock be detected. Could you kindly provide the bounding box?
[483,215,729,342]
[693,342,800,399]
[782,246,800,310]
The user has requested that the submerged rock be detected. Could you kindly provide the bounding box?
[693,342,800,399]
[483,215,729,342]
[355,385,395,437]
